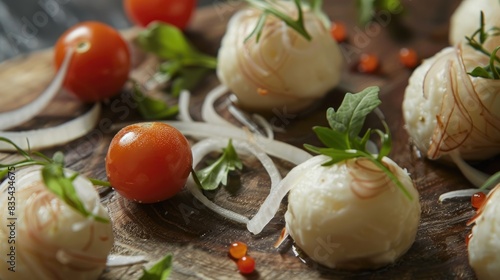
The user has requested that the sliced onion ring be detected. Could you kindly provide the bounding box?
[449,151,490,188]
[0,103,101,151]
[0,49,73,130]
[106,254,147,267]
[187,138,282,224]
[439,189,489,202]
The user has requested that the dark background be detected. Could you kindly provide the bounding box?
[0,0,214,62]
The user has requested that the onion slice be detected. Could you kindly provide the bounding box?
[187,138,282,224]
[202,84,236,127]
[0,49,73,130]
[247,155,327,234]
[439,189,489,202]
[0,103,101,151]
[449,152,490,188]
[106,254,147,267]
[178,90,193,122]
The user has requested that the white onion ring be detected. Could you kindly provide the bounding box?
[0,103,101,151]
[449,151,490,188]
[187,138,282,225]
[252,114,274,139]
[202,84,234,127]
[246,155,327,234]
[0,49,73,130]
[178,90,193,122]
[106,255,147,267]
[439,189,489,202]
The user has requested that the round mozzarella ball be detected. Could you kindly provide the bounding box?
[217,1,344,112]
[0,168,113,280]
[284,155,420,270]
[468,185,500,280]
[449,0,500,46]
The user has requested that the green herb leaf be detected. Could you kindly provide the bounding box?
[0,137,110,223]
[137,23,217,69]
[195,139,243,191]
[357,0,402,25]
[305,86,413,200]
[480,171,500,190]
[139,254,173,280]
[132,83,179,120]
[326,86,381,145]
[245,0,312,42]
[468,66,494,79]
[465,11,500,80]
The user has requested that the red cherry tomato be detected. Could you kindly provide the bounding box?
[105,122,193,203]
[124,0,197,29]
[54,21,131,102]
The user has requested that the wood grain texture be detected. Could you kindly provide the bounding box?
[1,0,499,279]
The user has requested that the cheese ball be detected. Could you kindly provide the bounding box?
[284,155,421,270]
[468,185,500,280]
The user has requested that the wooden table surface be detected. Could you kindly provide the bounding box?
[2,0,499,279]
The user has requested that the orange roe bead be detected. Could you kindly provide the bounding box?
[466,232,473,246]
[399,47,419,68]
[358,53,379,73]
[330,21,347,42]
[229,242,248,259]
[237,256,255,274]
[471,192,486,209]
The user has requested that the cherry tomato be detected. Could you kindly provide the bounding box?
[105,122,193,203]
[124,0,197,29]
[54,21,131,102]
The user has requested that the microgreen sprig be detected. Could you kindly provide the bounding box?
[0,137,109,223]
[357,0,403,25]
[466,11,500,80]
[244,0,323,42]
[194,139,243,191]
[304,87,413,200]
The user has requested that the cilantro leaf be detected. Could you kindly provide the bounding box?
[305,87,412,200]
[195,139,243,191]
[139,254,173,280]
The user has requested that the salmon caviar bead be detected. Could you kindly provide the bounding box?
[229,242,247,259]
[358,53,379,73]
[471,192,486,209]
[237,256,256,274]
[330,21,347,42]
[399,48,419,68]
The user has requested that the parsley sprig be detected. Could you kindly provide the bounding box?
[0,137,109,223]
[244,0,325,42]
[194,139,243,191]
[466,11,500,79]
[304,87,413,200]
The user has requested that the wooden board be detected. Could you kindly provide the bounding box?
[2,1,499,279]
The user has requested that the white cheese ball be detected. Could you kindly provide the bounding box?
[450,0,500,46]
[402,40,500,161]
[468,185,500,280]
[0,168,113,280]
[285,155,420,270]
[217,2,344,112]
